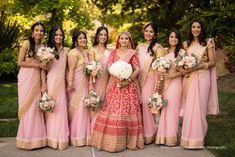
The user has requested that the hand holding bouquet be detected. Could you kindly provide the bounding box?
[37,46,55,65]
[38,93,56,112]
[176,53,198,77]
[147,92,167,114]
[109,60,133,87]
[83,91,102,111]
[152,57,171,72]
[85,61,102,83]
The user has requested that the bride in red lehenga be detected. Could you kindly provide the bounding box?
[90,30,144,152]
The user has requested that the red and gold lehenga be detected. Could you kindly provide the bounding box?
[90,49,144,152]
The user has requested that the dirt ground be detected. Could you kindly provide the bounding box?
[217,72,235,92]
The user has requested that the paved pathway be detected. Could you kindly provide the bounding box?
[0,138,216,157]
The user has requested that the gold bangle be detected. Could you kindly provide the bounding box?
[203,63,208,70]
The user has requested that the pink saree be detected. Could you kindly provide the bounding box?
[156,51,183,146]
[16,60,47,149]
[180,39,219,149]
[45,48,69,150]
[68,52,90,146]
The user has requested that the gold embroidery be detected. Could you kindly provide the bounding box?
[180,137,204,149]
[47,139,69,150]
[16,138,46,150]
[70,137,90,146]
[68,68,88,120]
[156,136,178,146]
[18,73,41,120]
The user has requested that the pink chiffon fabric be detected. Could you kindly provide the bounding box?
[68,67,91,146]
[45,49,69,150]
[16,66,47,149]
[181,39,219,149]
[137,45,157,144]
[156,51,183,146]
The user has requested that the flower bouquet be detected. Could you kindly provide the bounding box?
[151,57,171,72]
[83,91,101,111]
[175,53,198,77]
[84,61,102,83]
[109,60,133,87]
[37,46,55,64]
[147,92,167,114]
[38,93,56,112]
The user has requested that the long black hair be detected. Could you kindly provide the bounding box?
[144,22,158,56]
[167,29,182,58]
[29,22,45,57]
[93,26,109,48]
[48,26,65,59]
[187,19,207,47]
[71,30,87,49]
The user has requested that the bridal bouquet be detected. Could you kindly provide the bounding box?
[37,46,55,64]
[147,92,167,114]
[84,61,102,82]
[109,60,133,87]
[152,57,171,72]
[83,91,101,111]
[109,60,132,80]
[38,93,56,112]
[176,53,198,70]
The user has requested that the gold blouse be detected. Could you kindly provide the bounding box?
[67,48,87,68]
[88,47,105,61]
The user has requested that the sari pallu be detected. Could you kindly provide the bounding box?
[68,65,90,146]
[137,43,165,144]
[45,48,69,150]
[90,49,144,152]
[16,66,47,149]
[181,39,219,149]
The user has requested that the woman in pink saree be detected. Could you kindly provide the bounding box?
[43,26,69,150]
[67,30,90,146]
[180,19,219,149]
[88,26,111,120]
[136,22,166,144]
[156,30,184,146]
[90,31,144,152]
[16,22,47,149]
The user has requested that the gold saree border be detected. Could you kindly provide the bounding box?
[156,136,177,146]
[18,73,40,121]
[16,138,46,150]
[180,137,204,149]
[47,139,69,150]
[70,137,90,146]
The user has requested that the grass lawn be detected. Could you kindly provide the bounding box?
[0,83,234,157]
[0,83,18,119]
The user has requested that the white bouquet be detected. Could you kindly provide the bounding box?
[83,91,101,111]
[147,92,167,114]
[38,93,56,112]
[37,46,55,64]
[152,57,171,72]
[109,60,133,80]
[176,53,198,70]
[84,61,102,82]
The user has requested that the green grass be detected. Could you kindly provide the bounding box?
[0,83,18,118]
[205,91,235,157]
[0,120,18,137]
[0,83,234,157]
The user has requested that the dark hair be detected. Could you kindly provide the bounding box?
[71,30,87,49]
[167,29,182,58]
[47,26,65,59]
[144,22,158,56]
[93,26,109,48]
[29,22,45,57]
[187,19,207,47]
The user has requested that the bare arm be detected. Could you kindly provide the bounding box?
[67,54,77,92]
[41,70,47,93]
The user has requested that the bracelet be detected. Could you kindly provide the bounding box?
[128,78,132,82]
